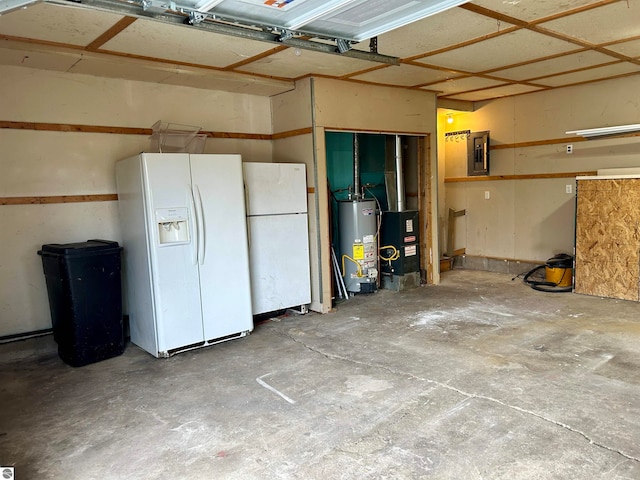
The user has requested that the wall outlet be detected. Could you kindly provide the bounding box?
[484,191,490,200]
[566,144,573,154]
[566,184,572,194]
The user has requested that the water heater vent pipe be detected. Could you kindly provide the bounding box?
[395,135,405,212]
[353,133,361,199]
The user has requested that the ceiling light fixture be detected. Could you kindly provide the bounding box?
[446,114,454,124]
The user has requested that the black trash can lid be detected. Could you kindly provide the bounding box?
[38,239,121,256]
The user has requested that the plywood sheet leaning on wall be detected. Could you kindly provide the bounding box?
[574,178,640,301]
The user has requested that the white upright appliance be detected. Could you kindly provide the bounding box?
[116,153,253,358]
[243,162,311,315]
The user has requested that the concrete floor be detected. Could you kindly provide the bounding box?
[1,270,640,479]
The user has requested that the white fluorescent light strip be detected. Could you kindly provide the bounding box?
[196,0,224,12]
[353,0,469,42]
[566,124,640,138]
[286,0,356,30]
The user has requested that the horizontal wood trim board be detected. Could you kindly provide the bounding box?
[491,131,640,150]
[491,136,584,149]
[326,127,429,136]
[272,127,313,140]
[4,188,315,204]
[0,121,271,140]
[1,194,118,205]
[0,121,150,135]
[445,171,597,183]
[207,131,271,140]
[11,122,637,148]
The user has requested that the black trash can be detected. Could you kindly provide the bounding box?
[38,239,125,367]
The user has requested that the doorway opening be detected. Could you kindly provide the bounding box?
[325,130,429,301]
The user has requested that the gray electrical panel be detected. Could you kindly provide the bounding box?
[467,131,490,176]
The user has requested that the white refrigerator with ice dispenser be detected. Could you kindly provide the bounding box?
[243,162,311,315]
[116,153,253,358]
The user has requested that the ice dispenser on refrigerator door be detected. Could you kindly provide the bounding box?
[156,208,189,245]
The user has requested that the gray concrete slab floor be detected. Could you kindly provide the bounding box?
[1,270,640,479]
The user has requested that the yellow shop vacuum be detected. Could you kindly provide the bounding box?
[521,253,573,293]
[544,254,573,288]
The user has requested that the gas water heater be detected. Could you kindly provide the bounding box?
[339,199,378,294]
[339,133,379,294]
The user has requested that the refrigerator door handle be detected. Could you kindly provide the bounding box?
[246,217,251,248]
[188,185,199,265]
[194,184,206,265]
[244,181,251,248]
[244,181,250,215]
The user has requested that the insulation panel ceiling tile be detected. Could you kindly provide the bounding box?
[236,46,379,78]
[470,0,605,22]
[533,62,640,87]
[353,8,513,59]
[606,39,640,59]
[350,64,459,86]
[445,83,544,101]
[159,69,295,96]
[68,57,178,84]
[0,3,123,46]
[425,76,506,95]
[0,44,79,72]
[490,50,616,81]
[100,18,277,68]
[540,1,640,44]
[415,29,579,72]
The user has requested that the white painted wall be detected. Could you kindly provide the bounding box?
[441,74,640,263]
[0,65,272,337]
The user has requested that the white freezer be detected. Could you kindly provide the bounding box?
[116,153,253,358]
[243,162,311,315]
[243,162,308,215]
[247,213,311,314]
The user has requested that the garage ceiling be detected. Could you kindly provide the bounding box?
[0,0,639,101]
